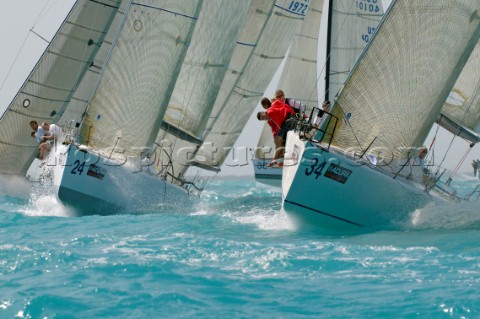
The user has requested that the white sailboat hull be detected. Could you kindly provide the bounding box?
[52,144,195,216]
[282,132,435,233]
[253,159,282,188]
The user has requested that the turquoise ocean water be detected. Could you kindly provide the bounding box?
[1,177,479,318]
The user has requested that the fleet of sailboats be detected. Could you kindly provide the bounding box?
[0,0,309,215]
[0,0,479,231]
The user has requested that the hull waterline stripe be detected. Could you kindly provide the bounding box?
[284,199,364,227]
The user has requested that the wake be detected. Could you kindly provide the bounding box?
[409,200,480,230]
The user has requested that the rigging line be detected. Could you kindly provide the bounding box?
[30,30,50,44]
[457,84,480,129]
[0,0,54,97]
[67,1,107,118]
[429,125,440,151]
[32,0,61,29]
[79,0,131,127]
[436,131,458,175]
[332,103,364,150]
[0,33,32,99]
[448,144,474,181]
[309,0,363,103]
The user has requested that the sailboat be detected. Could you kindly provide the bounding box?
[186,1,310,174]
[0,0,309,215]
[282,0,480,233]
[253,0,385,187]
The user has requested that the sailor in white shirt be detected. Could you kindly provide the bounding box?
[38,123,64,159]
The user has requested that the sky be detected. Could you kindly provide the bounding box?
[0,0,478,178]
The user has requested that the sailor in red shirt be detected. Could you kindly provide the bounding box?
[257,91,295,167]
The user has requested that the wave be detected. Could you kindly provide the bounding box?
[408,200,480,230]
[0,175,33,199]
[20,194,74,217]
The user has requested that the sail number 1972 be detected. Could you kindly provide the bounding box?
[288,1,309,15]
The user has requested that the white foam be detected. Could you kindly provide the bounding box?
[20,195,73,217]
[228,208,296,231]
[409,201,480,230]
[0,175,32,199]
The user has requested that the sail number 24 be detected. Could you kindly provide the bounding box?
[71,160,86,175]
[356,0,381,13]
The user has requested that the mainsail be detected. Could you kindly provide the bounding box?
[0,0,125,175]
[328,0,480,161]
[82,1,203,157]
[256,0,324,160]
[154,0,252,181]
[326,0,384,101]
[192,0,310,170]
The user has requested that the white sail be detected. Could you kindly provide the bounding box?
[193,0,310,170]
[162,0,251,138]
[83,1,203,157]
[154,0,252,181]
[440,42,480,135]
[328,0,480,160]
[0,0,125,175]
[327,0,384,100]
[256,0,324,161]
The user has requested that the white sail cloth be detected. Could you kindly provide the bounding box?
[256,0,324,161]
[0,0,125,175]
[329,0,480,161]
[194,0,310,169]
[84,1,203,157]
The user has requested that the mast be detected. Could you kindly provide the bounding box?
[324,0,333,102]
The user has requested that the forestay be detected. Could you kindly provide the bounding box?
[0,0,124,175]
[154,0,251,181]
[193,0,310,170]
[329,0,480,161]
[256,0,324,160]
[83,1,203,157]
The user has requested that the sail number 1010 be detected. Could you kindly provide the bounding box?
[356,0,381,13]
